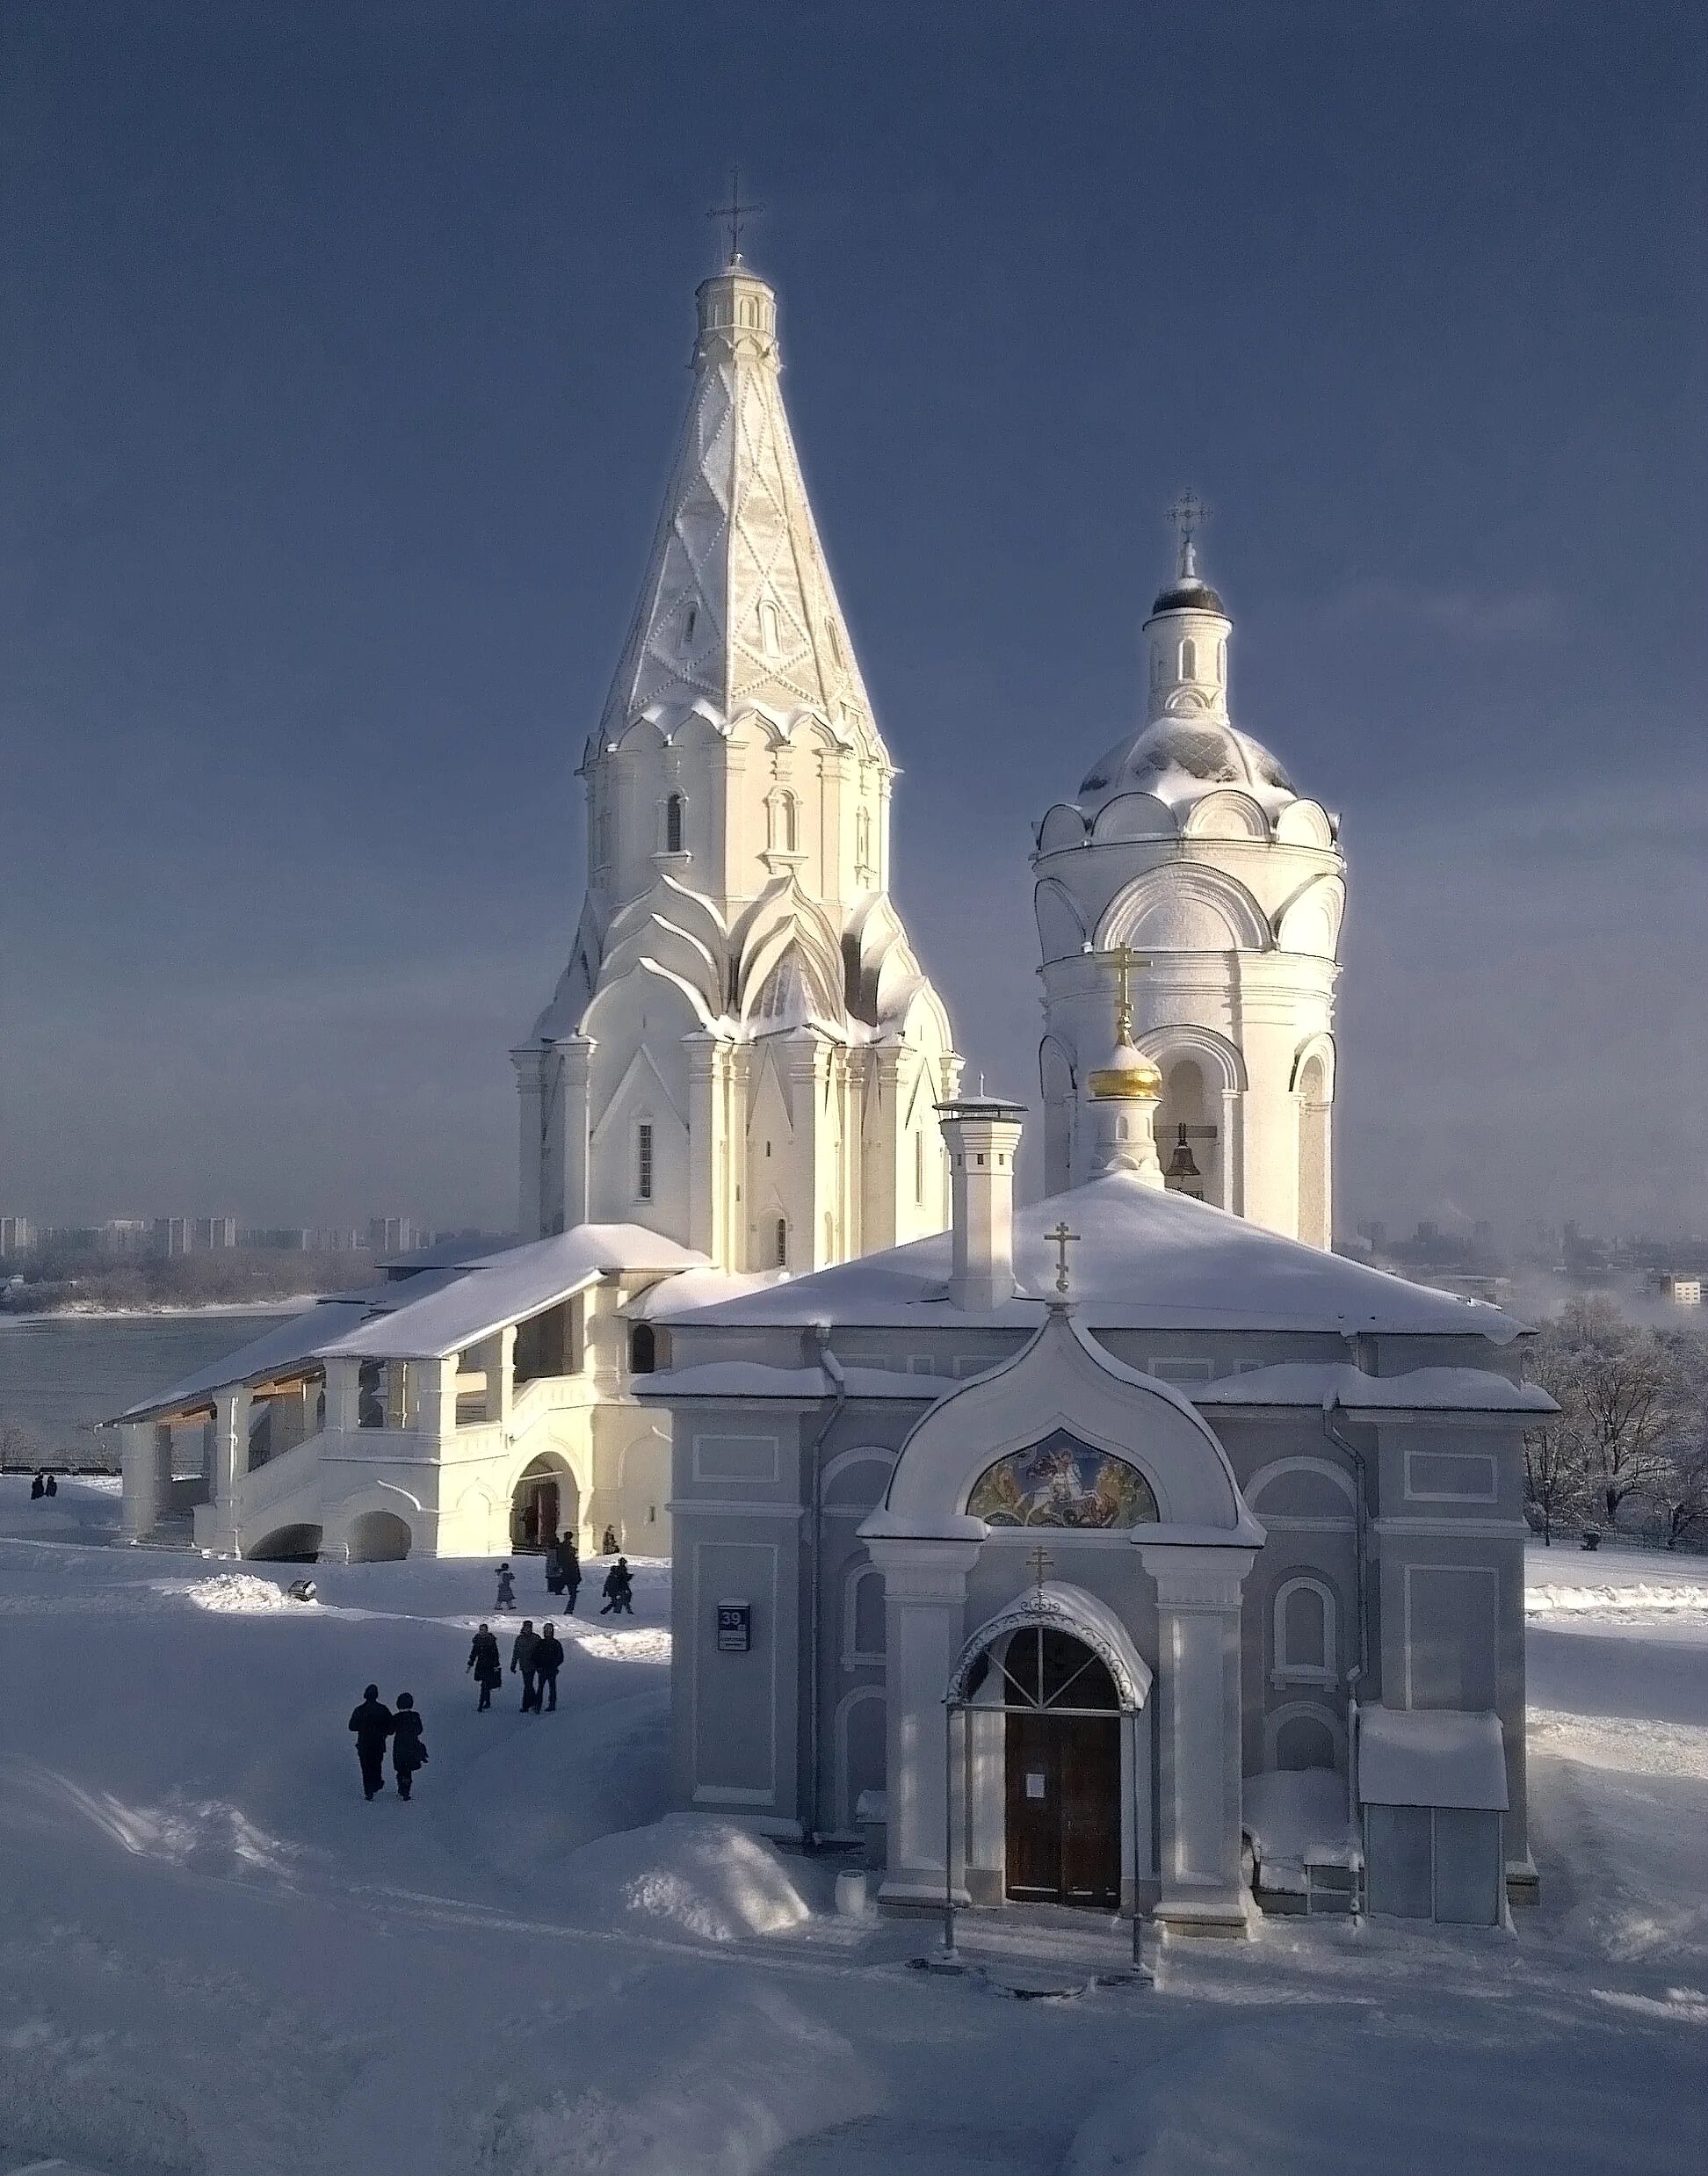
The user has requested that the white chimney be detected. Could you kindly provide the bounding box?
[936,1096,1025,1311]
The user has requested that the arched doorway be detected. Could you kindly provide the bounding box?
[347,1509,411,1563]
[511,1454,576,1554]
[973,1628,1123,1906]
[947,1584,1151,1916]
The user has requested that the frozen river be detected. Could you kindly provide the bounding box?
[0,1308,301,1460]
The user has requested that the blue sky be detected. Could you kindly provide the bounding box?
[4,0,1704,1237]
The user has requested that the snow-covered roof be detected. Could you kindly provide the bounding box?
[112,1302,371,1424]
[1357,1706,1508,1810]
[1194,1363,1553,1413]
[315,1226,708,1361]
[655,1173,1526,1343]
[621,1267,789,1322]
[1076,716,1300,820]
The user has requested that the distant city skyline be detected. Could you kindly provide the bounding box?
[5,2,1704,1234]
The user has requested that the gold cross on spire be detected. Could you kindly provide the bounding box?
[1107,942,1146,1045]
[1026,1544,1053,1594]
[1047,1219,1081,1296]
[708,165,763,264]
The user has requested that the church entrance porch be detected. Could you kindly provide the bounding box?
[987,1628,1124,1909]
[511,1454,575,1553]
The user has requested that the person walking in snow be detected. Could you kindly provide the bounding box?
[558,1536,583,1615]
[467,1623,502,1711]
[510,1618,543,1712]
[391,1693,428,1801]
[545,1531,565,1598]
[536,1622,565,1712]
[601,1524,619,1556]
[600,1557,634,1616]
[348,1684,394,1800]
[494,1563,517,1613]
[29,1471,44,1500]
[43,1472,57,1497]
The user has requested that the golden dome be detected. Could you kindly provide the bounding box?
[1089,1043,1162,1101]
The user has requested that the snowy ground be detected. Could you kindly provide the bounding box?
[2,1484,1704,2176]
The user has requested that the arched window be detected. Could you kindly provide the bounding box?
[635,1122,654,1202]
[1217,636,1227,682]
[768,791,799,854]
[774,1217,788,1267]
[823,1209,836,1261]
[1272,1576,1337,1687]
[594,801,612,871]
[758,598,780,655]
[914,1129,925,1207]
[664,792,684,854]
[684,604,697,644]
[856,805,872,875]
[827,619,843,667]
[627,1322,656,1375]
[843,1564,887,1665]
[1179,637,1198,680]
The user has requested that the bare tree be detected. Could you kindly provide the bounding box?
[1522,1338,1589,1545]
[1571,1321,1683,1529]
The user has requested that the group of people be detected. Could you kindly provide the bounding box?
[492,1549,634,1620]
[26,1470,58,1499]
[467,1618,565,1711]
[347,1541,645,1799]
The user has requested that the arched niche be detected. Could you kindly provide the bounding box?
[1098,866,1270,954]
[1089,793,1177,843]
[1276,875,1346,961]
[1275,799,1335,848]
[1034,879,1089,964]
[1035,803,1088,855]
[1182,789,1270,841]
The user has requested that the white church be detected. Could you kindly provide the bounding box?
[117,249,1547,1931]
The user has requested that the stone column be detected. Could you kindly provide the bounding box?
[119,1420,165,1541]
[1140,1541,1258,1935]
[482,1326,515,1431]
[511,1045,546,1240]
[411,1356,460,1446]
[202,1387,254,1556]
[865,1537,981,1906]
[323,1357,363,1436]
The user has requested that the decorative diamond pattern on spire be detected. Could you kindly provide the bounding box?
[602,270,880,750]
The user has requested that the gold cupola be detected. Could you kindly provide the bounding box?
[1089,946,1162,1101]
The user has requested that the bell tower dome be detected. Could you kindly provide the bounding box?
[1031,511,1346,1247]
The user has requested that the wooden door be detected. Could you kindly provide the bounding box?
[1004,1712,1121,1907]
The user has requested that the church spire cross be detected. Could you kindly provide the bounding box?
[1046,1220,1081,1297]
[707,166,763,264]
[1169,490,1208,581]
[1106,943,1147,1045]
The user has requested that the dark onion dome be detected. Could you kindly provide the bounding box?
[1149,578,1226,616]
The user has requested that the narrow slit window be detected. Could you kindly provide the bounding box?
[1179,637,1198,679]
[664,792,684,854]
[636,1123,655,1202]
[774,1217,788,1267]
[915,1130,925,1206]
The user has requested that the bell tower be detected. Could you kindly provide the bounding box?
[1031,511,1345,1246]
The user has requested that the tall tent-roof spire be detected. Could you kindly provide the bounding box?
[597,259,884,759]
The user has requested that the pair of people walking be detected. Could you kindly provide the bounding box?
[347,1685,429,1800]
[27,1470,57,1500]
[466,1619,564,1711]
[600,1557,634,1615]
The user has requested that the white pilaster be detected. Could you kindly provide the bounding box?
[866,1537,981,1904]
[1140,1541,1258,1935]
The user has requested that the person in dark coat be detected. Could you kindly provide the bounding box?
[558,1536,583,1615]
[536,1622,565,1712]
[544,1529,565,1597]
[601,1525,619,1556]
[348,1684,394,1799]
[391,1693,427,1800]
[467,1623,502,1710]
[600,1557,634,1616]
[29,1472,44,1500]
[43,1472,57,1497]
[510,1619,542,1712]
[494,1563,517,1612]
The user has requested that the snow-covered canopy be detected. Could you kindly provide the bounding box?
[315,1227,709,1362]
[112,1300,377,1424]
[1075,716,1299,821]
[1358,1707,1509,1811]
[1194,1363,1553,1412]
[656,1171,1525,1342]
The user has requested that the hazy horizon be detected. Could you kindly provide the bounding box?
[4,1,1704,1237]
